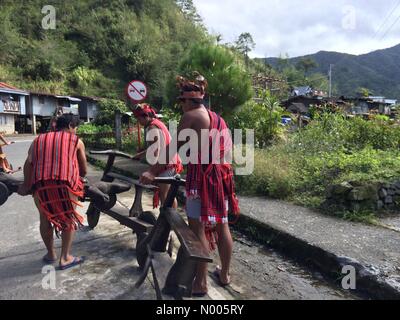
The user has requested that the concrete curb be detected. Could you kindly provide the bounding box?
[234,215,400,300]
[86,154,400,300]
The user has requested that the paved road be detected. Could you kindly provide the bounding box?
[0,136,358,300]
[0,136,155,300]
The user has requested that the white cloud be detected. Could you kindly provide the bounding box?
[193,0,400,58]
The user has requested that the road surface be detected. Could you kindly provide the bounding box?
[0,136,358,300]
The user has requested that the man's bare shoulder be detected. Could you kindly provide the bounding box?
[183,107,210,130]
[77,138,86,148]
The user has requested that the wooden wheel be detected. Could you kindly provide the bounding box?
[138,211,157,225]
[86,203,101,229]
[136,232,149,269]
[0,182,9,206]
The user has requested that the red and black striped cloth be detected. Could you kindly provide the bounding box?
[149,118,183,175]
[185,110,240,250]
[34,181,84,235]
[32,131,84,234]
[149,118,183,209]
[32,131,81,191]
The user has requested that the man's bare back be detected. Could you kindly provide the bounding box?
[179,105,210,153]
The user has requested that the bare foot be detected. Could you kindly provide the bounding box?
[192,279,208,297]
[43,252,57,263]
[60,255,75,266]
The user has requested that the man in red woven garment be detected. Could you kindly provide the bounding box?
[140,75,240,297]
[19,114,88,270]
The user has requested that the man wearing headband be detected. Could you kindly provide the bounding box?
[140,75,240,297]
[132,103,183,208]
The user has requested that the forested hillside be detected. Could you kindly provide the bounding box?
[0,0,208,107]
[265,44,400,99]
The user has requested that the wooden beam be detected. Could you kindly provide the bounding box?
[162,208,212,263]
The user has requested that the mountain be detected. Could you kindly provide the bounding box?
[264,44,400,99]
[0,0,207,106]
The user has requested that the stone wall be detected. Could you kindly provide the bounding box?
[324,181,400,213]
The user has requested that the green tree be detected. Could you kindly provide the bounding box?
[172,43,253,116]
[276,54,290,72]
[295,58,318,74]
[176,0,204,26]
[305,73,329,93]
[235,32,256,64]
[357,87,371,97]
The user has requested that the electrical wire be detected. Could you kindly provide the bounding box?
[373,0,400,39]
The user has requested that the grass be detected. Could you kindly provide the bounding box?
[235,114,400,224]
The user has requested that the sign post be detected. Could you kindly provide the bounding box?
[126,80,148,152]
[115,110,122,150]
[126,80,148,104]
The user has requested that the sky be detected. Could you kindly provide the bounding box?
[192,0,400,58]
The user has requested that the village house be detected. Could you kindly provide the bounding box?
[290,86,328,98]
[291,86,313,97]
[1,81,102,135]
[28,92,81,134]
[282,96,345,114]
[0,82,29,134]
[74,95,101,122]
[342,96,398,116]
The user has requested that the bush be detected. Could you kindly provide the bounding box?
[94,99,129,126]
[235,113,400,219]
[159,107,182,124]
[77,123,114,149]
[78,122,141,153]
[77,123,113,135]
[230,90,286,147]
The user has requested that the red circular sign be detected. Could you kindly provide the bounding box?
[126,80,148,103]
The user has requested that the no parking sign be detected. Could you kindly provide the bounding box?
[126,80,148,103]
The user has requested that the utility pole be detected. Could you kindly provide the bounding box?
[329,64,333,97]
[115,110,122,150]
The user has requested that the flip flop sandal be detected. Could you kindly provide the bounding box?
[191,292,208,298]
[58,256,85,271]
[213,267,231,287]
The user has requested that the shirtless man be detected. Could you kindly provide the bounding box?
[140,75,239,296]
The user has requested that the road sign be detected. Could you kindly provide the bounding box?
[126,80,148,103]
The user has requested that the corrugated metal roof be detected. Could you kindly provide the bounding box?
[55,95,82,102]
[30,92,82,102]
[0,82,29,95]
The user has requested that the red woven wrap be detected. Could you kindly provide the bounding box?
[149,118,183,209]
[35,181,84,236]
[185,110,240,251]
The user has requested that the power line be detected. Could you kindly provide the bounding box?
[380,13,400,40]
[373,0,400,39]
[284,75,329,85]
